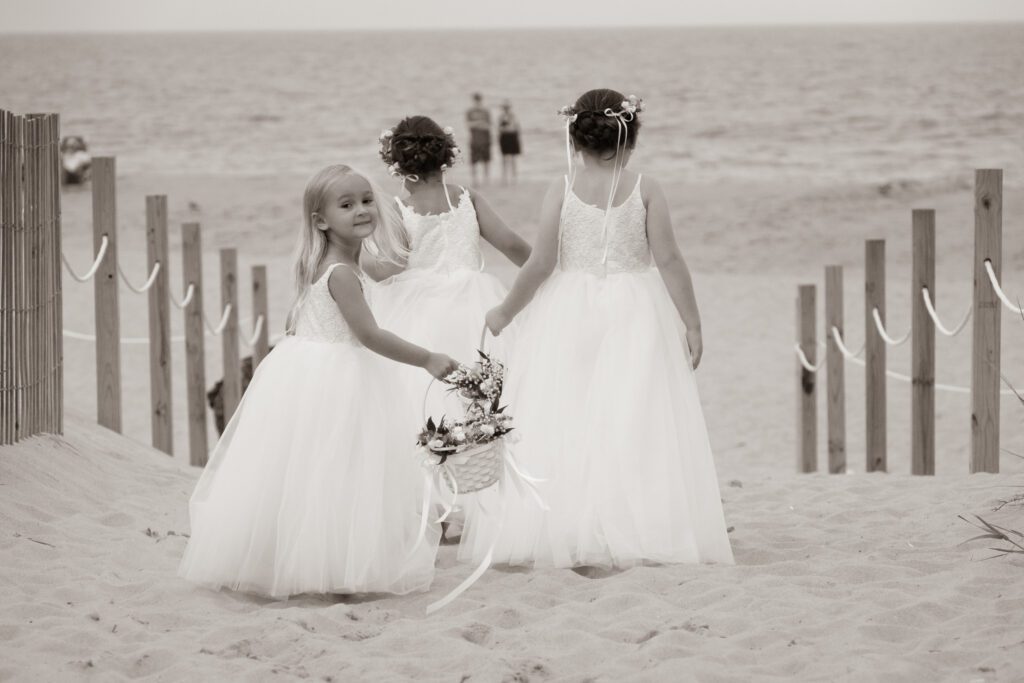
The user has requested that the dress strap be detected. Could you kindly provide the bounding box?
[442,181,460,213]
[323,262,365,292]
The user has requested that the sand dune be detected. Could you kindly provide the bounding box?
[1,413,1021,681]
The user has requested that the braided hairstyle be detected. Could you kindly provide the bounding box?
[566,89,642,158]
[379,116,460,178]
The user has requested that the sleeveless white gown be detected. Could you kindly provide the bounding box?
[372,187,511,424]
[178,264,439,597]
[459,176,735,568]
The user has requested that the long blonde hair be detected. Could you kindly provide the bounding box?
[286,165,408,332]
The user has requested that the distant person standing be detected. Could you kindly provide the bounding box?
[466,92,492,185]
[498,101,522,186]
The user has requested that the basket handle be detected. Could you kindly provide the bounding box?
[479,322,490,354]
[422,323,492,423]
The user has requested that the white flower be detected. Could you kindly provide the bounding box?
[429,438,445,450]
[452,427,466,442]
[480,379,495,395]
[443,126,454,135]
[383,129,393,138]
[479,424,496,437]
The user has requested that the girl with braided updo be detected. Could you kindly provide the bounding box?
[371,115,531,539]
[462,88,734,570]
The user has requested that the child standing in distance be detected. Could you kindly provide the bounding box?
[179,165,457,598]
[468,89,735,569]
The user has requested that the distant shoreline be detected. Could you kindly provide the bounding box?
[2,21,1023,37]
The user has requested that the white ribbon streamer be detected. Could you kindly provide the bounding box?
[411,438,547,614]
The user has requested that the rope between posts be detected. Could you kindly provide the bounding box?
[794,343,824,372]
[794,327,1018,396]
[984,259,1024,316]
[830,326,864,360]
[118,261,161,294]
[240,315,265,348]
[872,307,910,346]
[61,236,109,282]
[204,304,233,336]
[62,327,286,345]
[921,288,973,337]
[171,283,195,310]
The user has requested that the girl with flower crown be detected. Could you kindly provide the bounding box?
[371,117,530,415]
[463,89,735,569]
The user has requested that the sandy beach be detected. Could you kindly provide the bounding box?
[0,168,1021,680]
[1,412,1022,681]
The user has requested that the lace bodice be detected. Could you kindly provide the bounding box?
[559,175,651,274]
[397,188,485,272]
[292,263,367,345]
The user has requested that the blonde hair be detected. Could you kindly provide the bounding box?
[286,164,409,332]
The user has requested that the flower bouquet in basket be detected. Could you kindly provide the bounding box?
[416,352,513,494]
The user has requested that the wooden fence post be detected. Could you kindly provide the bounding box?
[251,265,270,369]
[25,117,40,436]
[146,195,173,454]
[48,114,63,435]
[220,248,241,423]
[13,115,26,440]
[911,211,935,475]
[1,110,12,443]
[865,240,887,472]
[182,223,208,466]
[971,169,1002,473]
[797,284,817,472]
[92,157,121,432]
[825,265,846,474]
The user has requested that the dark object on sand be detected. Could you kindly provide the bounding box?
[207,348,273,435]
[60,136,92,185]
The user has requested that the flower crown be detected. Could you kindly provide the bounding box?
[558,94,644,122]
[378,125,461,180]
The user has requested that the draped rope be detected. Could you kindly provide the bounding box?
[117,261,161,294]
[61,236,109,282]
[984,260,1024,316]
[920,287,973,337]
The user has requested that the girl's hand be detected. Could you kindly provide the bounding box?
[685,328,703,370]
[424,353,460,380]
[485,306,512,336]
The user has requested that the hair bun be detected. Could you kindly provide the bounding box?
[379,117,460,177]
[567,89,642,155]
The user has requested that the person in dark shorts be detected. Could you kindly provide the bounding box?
[498,100,522,186]
[466,92,492,184]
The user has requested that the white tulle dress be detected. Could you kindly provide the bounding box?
[373,187,511,420]
[178,263,439,598]
[459,175,735,568]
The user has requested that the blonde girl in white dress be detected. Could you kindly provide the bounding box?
[179,165,458,598]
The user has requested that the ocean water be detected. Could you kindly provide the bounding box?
[1,24,1022,185]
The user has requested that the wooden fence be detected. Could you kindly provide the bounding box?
[0,111,63,444]
[0,109,273,467]
[795,169,1019,474]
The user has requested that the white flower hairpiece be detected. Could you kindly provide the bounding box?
[620,94,644,116]
[557,105,578,122]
